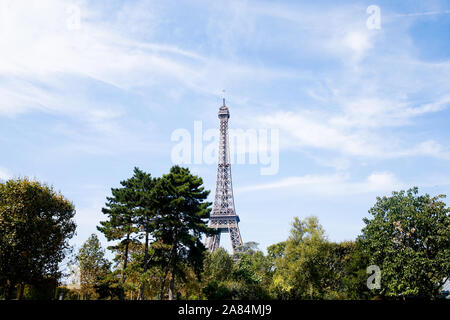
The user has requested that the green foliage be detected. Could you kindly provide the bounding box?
[109,239,145,299]
[359,187,450,299]
[2,173,448,300]
[22,277,59,300]
[55,286,81,300]
[94,272,123,300]
[202,281,234,300]
[200,244,273,300]
[97,166,214,300]
[267,241,286,260]
[271,216,327,299]
[0,178,76,299]
[231,249,272,299]
[320,241,356,299]
[203,248,234,283]
[98,167,156,299]
[201,249,235,300]
[75,234,111,299]
[341,241,372,299]
[270,216,362,299]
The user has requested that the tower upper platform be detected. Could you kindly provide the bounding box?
[218,98,230,119]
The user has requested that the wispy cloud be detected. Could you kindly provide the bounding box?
[195,1,450,168]
[238,171,405,196]
[0,0,297,116]
[392,10,450,17]
[255,109,450,160]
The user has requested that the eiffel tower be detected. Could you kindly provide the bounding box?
[206,98,243,254]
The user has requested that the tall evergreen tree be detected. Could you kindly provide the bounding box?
[97,167,145,298]
[132,171,158,300]
[98,167,161,300]
[154,166,214,300]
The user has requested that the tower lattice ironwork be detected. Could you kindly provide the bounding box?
[206,98,243,254]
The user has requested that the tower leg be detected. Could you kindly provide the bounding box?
[229,226,243,254]
[207,233,221,252]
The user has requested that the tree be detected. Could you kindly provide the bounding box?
[270,216,326,299]
[113,240,172,300]
[231,245,273,299]
[201,248,235,300]
[109,239,144,300]
[200,244,273,300]
[154,166,214,300]
[0,178,76,299]
[99,167,162,300]
[267,241,286,261]
[98,166,213,300]
[97,167,148,299]
[93,272,123,300]
[270,216,357,299]
[341,241,372,299]
[132,172,158,300]
[358,187,450,299]
[203,248,234,284]
[102,168,158,300]
[74,234,111,299]
[319,241,356,299]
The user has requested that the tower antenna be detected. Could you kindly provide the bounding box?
[222,89,226,106]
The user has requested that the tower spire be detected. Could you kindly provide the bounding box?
[222,89,226,107]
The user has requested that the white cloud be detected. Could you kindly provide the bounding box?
[257,111,378,157]
[344,31,372,54]
[238,171,404,196]
[0,0,304,162]
[409,140,450,159]
[1,0,449,168]
[255,97,450,161]
[243,2,379,62]
[0,0,297,118]
[404,95,450,117]
[330,95,450,129]
[204,2,450,167]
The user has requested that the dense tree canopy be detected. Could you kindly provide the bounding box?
[272,216,333,299]
[0,178,76,299]
[98,166,214,300]
[1,173,448,300]
[359,187,450,298]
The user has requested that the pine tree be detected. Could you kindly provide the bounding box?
[154,166,214,300]
[97,167,145,299]
[132,170,158,300]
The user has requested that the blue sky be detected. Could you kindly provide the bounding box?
[1,0,450,255]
